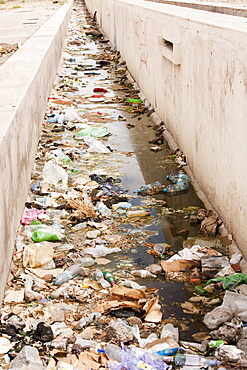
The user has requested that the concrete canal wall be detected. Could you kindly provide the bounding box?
[0,0,73,301]
[85,0,247,257]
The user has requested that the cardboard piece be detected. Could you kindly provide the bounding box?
[161,259,198,272]
[95,300,141,313]
[78,352,101,370]
[110,285,146,300]
[143,297,162,323]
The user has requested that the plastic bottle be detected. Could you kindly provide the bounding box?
[195,286,209,296]
[76,257,95,267]
[103,271,116,285]
[95,269,104,280]
[163,182,189,195]
[163,353,220,367]
[96,201,111,216]
[126,210,150,217]
[104,344,123,362]
[166,173,179,184]
[137,181,162,194]
[53,283,70,298]
[166,171,191,184]
[54,264,82,285]
[131,270,157,278]
[111,202,133,210]
[95,269,111,288]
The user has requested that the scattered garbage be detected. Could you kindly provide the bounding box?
[2,2,246,370]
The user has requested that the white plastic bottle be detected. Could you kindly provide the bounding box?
[54,264,81,285]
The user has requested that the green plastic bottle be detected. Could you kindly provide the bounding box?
[103,271,116,285]
[195,285,209,296]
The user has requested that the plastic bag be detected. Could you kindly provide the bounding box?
[84,245,121,258]
[96,201,112,216]
[132,324,158,348]
[203,291,247,329]
[161,323,179,342]
[108,345,169,370]
[87,140,111,153]
[42,161,68,188]
[206,273,247,290]
[77,126,109,138]
[65,108,82,122]
[23,243,54,268]
[20,209,44,225]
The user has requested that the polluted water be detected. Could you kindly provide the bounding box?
[2,1,246,370]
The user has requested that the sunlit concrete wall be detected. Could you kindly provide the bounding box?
[85,0,247,257]
[0,0,73,302]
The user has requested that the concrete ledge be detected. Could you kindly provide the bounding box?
[146,0,247,18]
[0,0,73,302]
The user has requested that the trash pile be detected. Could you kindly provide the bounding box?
[1,2,247,370]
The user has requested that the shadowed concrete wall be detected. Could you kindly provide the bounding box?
[0,0,73,301]
[85,0,247,257]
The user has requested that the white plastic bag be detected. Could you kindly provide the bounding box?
[42,161,68,188]
[203,291,247,329]
[65,108,82,122]
[161,323,179,342]
[132,324,158,348]
[23,242,54,268]
[87,140,111,154]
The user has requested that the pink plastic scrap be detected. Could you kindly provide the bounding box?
[20,209,44,225]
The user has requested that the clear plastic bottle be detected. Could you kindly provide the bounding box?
[95,269,111,288]
[177,170,191,182]
[166,173,179,184]
[163,182,189,195]
[96,201,111,216]
[95,269,104,280]
[76,257,95,267]
[104,344,122,362]
[126,210,150,217]
[54,264,81,285]
[137,181,162,194]
[166,171,191,184]
[163,353,220,367]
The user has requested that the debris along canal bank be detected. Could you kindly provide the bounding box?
[2,1,247,369]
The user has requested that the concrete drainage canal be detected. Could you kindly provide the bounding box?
[2,1,246,369]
